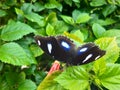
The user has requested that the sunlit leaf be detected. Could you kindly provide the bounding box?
[0,42,36,65]
[1,20,35,41]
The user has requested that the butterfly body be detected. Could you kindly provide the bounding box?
[34,35,105,65]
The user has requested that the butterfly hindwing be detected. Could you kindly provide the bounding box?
[72,43,105,65]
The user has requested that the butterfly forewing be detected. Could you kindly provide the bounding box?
[34,36,69,62]
[56,36,75,52]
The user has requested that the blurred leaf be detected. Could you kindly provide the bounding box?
[93,38,107,76]
[37,71,64,90]
[5,72,26,89]
[64,32,83,43]
[95,37,119,63]
[35,71,46,85]
[99,64,120,90]
[64,0,72,6]
[93,58,106,77]
[0,10,7,17]
[18,79,37,90]
[55,66,90,90]
[102,29,120,46]
[102,29,120,37]
[24,12,45,27]
[35,28,46,36]
[45,0,62,11]
[90,0,107,6]
[1,20,35,41]
[71,30,84,42]
[76,13,91,23]
[0,62,3,71]
[97,18,116,26]
[60,15,74,25]
[92,23,106,38]
[0,42,36,65]
[0,79,9,90]
[73,0,80,3]
[24,65,36,75]
[33,2,45,12]
[15,8,24,15]
[72,9,81,21]
[53,21,68,34]
[115,0,120,4]
[46,23,55,35]
[102,5,117,17]
[80,28,89,41]
[21,3,33,14]
[45,12,58,23]
[30,44,43,57]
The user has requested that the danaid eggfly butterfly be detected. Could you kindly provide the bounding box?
[34,35,106,65]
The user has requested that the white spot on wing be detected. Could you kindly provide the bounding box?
[80,47,88,52]
[37,40,41,45]
[61,41,70,49]
[95,55,101,60]
[82,54,93,63]
[47,43,52,54]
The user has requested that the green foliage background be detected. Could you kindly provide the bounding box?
[0,0,120,90]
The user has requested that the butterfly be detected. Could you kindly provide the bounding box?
[34,35,106,65]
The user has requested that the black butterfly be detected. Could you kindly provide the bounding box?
[34,35,106,65]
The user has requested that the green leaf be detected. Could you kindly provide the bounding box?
[64,32,83,43]
[15,8,24,15]
[60,15,74,25]
[46,23,55,35]
[0,62,3,71]
[21,3,33,14]
[45,0,62,11]
[33,2,45,12]
[35,28,46,36]
[71,30,84,42]
[0,9,7,17]
[97,18,116,26]
[92,23,106,38]
[24,12,45,27]
[72,9,81,21]
[95,37,119,63]
[102,29,120,46]
[99,64,120,90]
[55,66,90,90]
[1,20,35,41]
[93,38,107,76]
[73,0,80,3]
[53,21,68,34]
[80,28,89,41]
[30,44,43,57]
[18,79,37,90]
[0,79,9,90]
[37,71,64,90]
[93,58,106,77]
[45,12,58,23]
[5,72,19,86]
[0,42,36,65]
[64,0,72,6]
[102,5,117,17]
[76,13,91,23]
[5,72,26,86]
[102,29,120,37]
[90,0,107,6]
